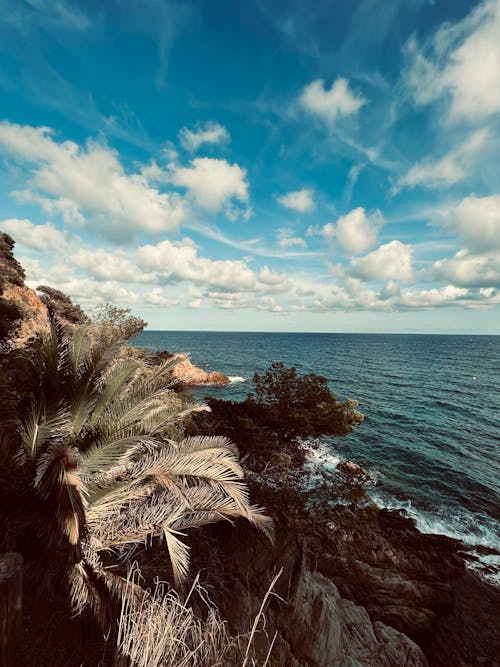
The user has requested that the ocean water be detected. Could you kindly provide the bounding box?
[135,331,500,574]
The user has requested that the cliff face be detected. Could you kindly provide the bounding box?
[0,234,91,349]
[188,500,500,667]
[1,283,50,347]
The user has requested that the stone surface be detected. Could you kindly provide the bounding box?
[189,517,430,667]
[188,498,500,667]
[171,356,230,385]
[337,460,370,479]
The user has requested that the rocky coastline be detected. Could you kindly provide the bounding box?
[186,487,500,667]
[1,232,499,667]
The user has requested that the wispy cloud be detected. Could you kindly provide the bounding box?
[403,0,500,120]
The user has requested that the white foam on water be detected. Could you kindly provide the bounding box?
[228,376,247,383]
[369,489,500,586]
[302,439,343,470]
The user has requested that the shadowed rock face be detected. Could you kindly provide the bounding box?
[0,233,25,288]
[188,500,500,667]
[188,514,429,667]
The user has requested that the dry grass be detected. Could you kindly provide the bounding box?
[115,565,281,667]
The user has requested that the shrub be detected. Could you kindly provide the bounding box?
[91,302,147,344]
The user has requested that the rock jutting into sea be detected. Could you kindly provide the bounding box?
[167,353,231,385]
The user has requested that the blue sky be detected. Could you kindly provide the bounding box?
[0,0,499,333]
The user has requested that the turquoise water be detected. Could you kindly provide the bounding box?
[135,332,500,558]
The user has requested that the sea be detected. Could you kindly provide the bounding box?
[135,331,500,583]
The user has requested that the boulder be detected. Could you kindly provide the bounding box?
[171,356,230,385]
[337,460,370,480]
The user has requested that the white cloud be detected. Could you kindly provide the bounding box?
[405,0,500,120]
[179,121,230,152]
[447,194,500,251]
[144,288,179,307]
[0,218,69,250]
[0,122,187,242]
[300,78,366,121]
[434,249,500,287]
[350,240,414,282]
[277,188,315,212]
[170,157,249,212]
[322,207,381,255]
[69,249,156,284]
[335,207,381,255]
[398,285,469,309]
[278,236,307,249]
[137,237,290,293]
[395,129,489,192]
[277,227,307,248]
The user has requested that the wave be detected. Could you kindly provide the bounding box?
[228,376,247,384]
[369,489,500,586]
[302,438,344,472]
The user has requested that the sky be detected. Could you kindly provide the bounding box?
[0,0,499,333]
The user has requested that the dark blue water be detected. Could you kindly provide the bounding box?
[135,332,500,567]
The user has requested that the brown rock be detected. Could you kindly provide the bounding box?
[1,284,50,347]
[171,356,230,385]
[337,460,369,479]
[206,371,231,385]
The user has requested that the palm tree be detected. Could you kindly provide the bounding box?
[2,318,272,625]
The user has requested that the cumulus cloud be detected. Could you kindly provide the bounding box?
[300,78,366,121]
[137,237,291,293]
[277,188,315,212]
[0,121,187,242]
[170,157,249,212]
[447,194,500,251]
[144,288,179,307]
[395,129,489,192]
[69,248,156,284]
[322,207,382,255]
[349,241,414,282]
[179,121,230,152]
[434,249,500,287]
[404,0,500,120]
[398,285,469,309]
[0,218,69,250]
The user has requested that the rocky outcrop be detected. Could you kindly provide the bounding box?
[188,499,500,667]
[284,568,427,666]
[337,460,370,480]
[0,233,25,288]
[188,517,429,666]
[1,283,50,346]
[170,355,230,385]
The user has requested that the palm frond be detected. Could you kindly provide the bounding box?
[163,449,244,483]
[176,435,239,457]
[82,434,164,475]
[34,442,87,545]
[163,524,190,589]
[88,358,143,427]
[19,403,70,459]
[142,355,186,393]
[69,327,93,377]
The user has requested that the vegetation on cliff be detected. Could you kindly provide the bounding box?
[1,233,498,667]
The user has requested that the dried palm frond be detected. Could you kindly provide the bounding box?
[9,317,273,628]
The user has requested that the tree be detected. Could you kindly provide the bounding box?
[187,361,362,476]
[91,302,147,344]
[0,319,271,627]
[251,361,354,440]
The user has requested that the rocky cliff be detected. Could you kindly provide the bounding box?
[187,493,500,667]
